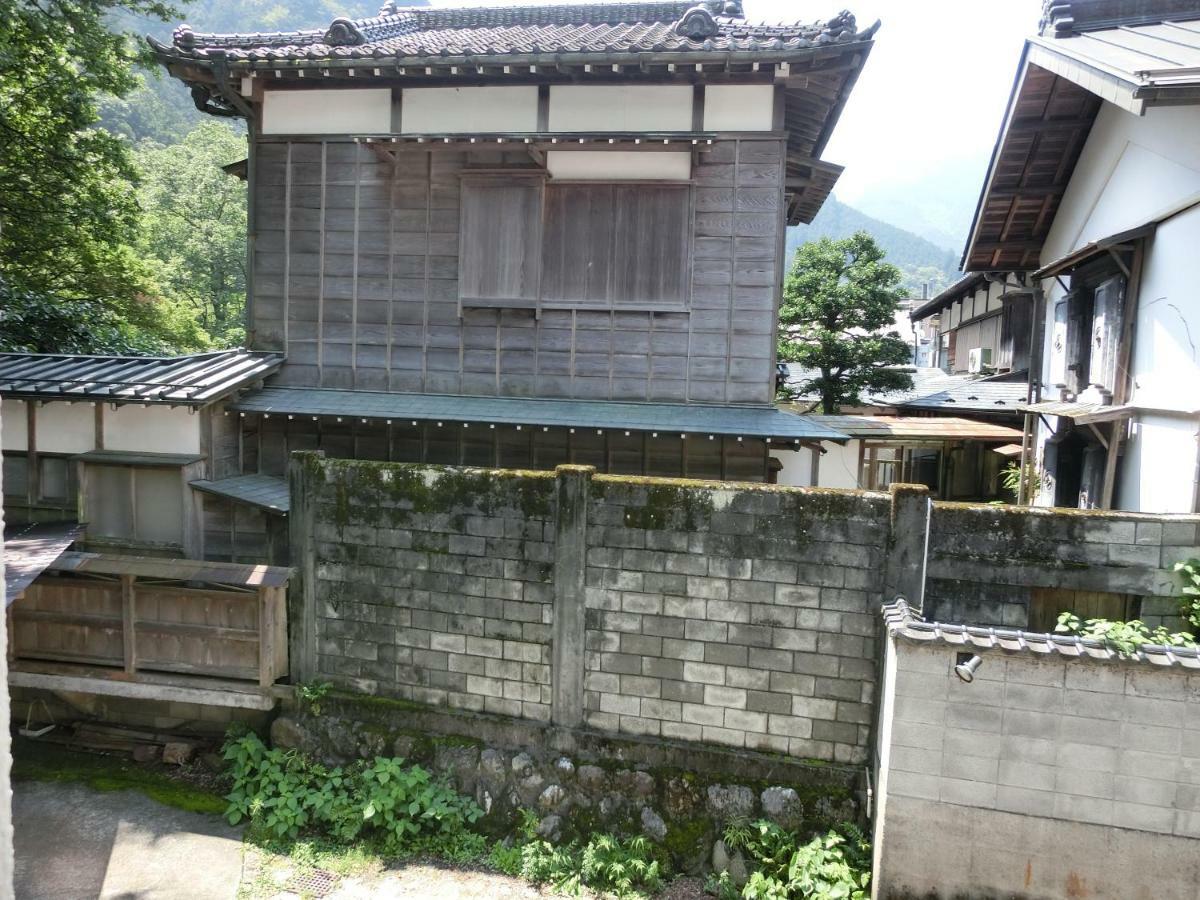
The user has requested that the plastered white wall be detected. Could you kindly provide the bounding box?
[261,88,392,135]
[0,401,25,452]
[102,405,201,456]
[401,86,537,133]
[546,151,691,181]
[1032,102,1200,512]
[548,85,692,132]
[1129,206,1200,412]
[776,442,861,489]
[33,402,95,455]
[1117,414,1198,514]
[703,85,774,131]
[774,448,812,487]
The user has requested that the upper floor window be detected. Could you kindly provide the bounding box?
[458,175,691,312]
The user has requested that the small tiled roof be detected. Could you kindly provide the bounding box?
[156,2,873,63]
[0,349,283,407]
[883,598,1200,668]
[229,386,851,442]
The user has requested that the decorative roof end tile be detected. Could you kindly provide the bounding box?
[324,17,367,47]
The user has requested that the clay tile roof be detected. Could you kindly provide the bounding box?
[153,1,871,64]
[882,598,1200,668]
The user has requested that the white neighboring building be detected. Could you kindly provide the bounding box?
[961,0,1200,513]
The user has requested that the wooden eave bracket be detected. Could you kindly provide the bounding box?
[364,141,398,165]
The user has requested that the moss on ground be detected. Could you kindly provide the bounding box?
[12,740,226,816]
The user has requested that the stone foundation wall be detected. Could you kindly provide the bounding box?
[270,691,862,874]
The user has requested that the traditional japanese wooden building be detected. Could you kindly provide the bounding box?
[147,0,876,506]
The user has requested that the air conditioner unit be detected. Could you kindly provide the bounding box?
[967,347,993,374]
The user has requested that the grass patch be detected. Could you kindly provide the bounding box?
[12,739,226,816]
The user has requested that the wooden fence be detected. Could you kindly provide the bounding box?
[9,554,289,689]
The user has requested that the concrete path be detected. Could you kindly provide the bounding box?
[13,781,244,900]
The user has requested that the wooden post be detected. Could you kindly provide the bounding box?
[288,450,322,682]
[257,586,272,687]
[551,465,592,728]
[121,575,136,674]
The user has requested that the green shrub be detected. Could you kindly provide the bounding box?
[222,732,481,851]
[1174,558,1200,632]
[709,820,871,900]
[1054,613,1195,656]
[512,810,663,899]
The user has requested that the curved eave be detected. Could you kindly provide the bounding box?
[149,35,874,77]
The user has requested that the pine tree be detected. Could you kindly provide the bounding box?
[778,231,914,413]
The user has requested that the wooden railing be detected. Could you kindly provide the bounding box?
[10,556,288,688]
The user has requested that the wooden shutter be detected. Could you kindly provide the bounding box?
[541,184,615,304]
[540,183,689,309]
[1088,275,1125,393]
[459,177,542,305]
[612,185,689,306]
[1064,290,1090,394]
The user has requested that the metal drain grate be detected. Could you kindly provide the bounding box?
[286,868,339,898]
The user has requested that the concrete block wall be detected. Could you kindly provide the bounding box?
[290,453,904,763]
[581,477,889,764]
[874,636,1200,899]
[295,458,559,719]
[926,503,1200,628]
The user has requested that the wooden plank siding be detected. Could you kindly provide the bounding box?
[251,137,784,406]
[230,414,770,483]
[12,576,288,687]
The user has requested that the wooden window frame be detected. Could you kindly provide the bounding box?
[457,174,694,315]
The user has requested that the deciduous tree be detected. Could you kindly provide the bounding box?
[0,0,204,351]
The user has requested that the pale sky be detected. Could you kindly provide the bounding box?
[425,0,1044,205]
[757,0,1042,202]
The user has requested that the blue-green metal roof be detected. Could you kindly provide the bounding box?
[190,474,289,514]
[229,388,849,443]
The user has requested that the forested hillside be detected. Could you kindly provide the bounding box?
[103,0,390,144]
[786,195,961,296]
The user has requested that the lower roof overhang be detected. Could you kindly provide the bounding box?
[3,521,85,604]
[191,474,289,514]
[1020,400,1136,424]
[229,387,851,444]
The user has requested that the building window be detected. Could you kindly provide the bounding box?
[38,456,75,503]
[2,453,76,506]
[458,177,543,306]
[3,454,29,501]
[459,177,691,311]
[85,464,183,546]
